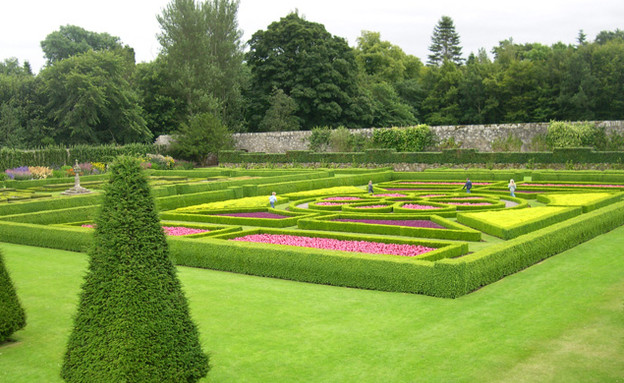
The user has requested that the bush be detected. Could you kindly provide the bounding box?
[546,121,595,148]
[0,250,26,342]
[61,156,209,383]
[371,125,433,152]
[491,133,523,152]
[308,126,331,152]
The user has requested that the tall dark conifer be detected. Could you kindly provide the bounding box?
[428,16,463,66]
[0,250,26,342]
[61,156,209,383]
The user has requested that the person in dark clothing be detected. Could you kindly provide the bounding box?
[462,178,472,193]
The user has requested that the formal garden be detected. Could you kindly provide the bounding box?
[1,154,623,381]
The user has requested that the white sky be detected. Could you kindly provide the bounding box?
[1,0,622,73]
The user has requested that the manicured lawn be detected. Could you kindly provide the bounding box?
[1,225,623,382]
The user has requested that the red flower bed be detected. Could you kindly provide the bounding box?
[230,234,435,257]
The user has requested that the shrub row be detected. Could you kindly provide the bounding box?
[166,228,468,294]
[220,147,624,165]
[159,209,318,228]
[0,193,102,217]
[438,200,624,297]
[457,207,582,240]
[0,205,99,225]
[0,144,162,171]
[0,221,92,252]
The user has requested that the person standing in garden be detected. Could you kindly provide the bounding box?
[508,179,516,197]
[269,192,277,208]
[462,178,472,193]
[368,180,374,194]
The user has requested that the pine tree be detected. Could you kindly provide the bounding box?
[0,250,26,342]
[61,156,209,382]
[428,16,463,66]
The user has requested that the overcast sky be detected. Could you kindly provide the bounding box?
[1,0,622,73]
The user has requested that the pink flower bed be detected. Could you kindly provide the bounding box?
[354,204,389,208]
[162,226,210,236]
[323,196,363,201]
[332,219,445,229]
[446,202,492,206]
[399,181,491,185]
[81,224,209,236]
[230,234,435,257]
[372,193,406,197]
[215,212,290,219]
[315,202,351,206]
[401,204,441,210]
[420,194,445,197]
[448,197,484,200]
[522,183,624,188]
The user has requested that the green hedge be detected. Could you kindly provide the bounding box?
[457,207,582,239]
[0,221,93,252]
[159,209,318,228]
[536,192,623,213]
[441,200,624,297]
[166,228,467,294]
[0,205,99,225]
[0,193,102,217]
[220,147,624,165]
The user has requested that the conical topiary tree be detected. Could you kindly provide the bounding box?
[61,156,209,382]
[0,250,26,342]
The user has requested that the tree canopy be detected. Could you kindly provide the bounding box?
[245,12,367,130]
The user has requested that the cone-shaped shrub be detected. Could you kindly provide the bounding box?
[61,156,209,382]
[0,250,26,342]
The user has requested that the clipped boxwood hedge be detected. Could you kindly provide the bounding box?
[456,206,582,240]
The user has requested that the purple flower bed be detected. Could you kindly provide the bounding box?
[230,234,435,257]
[215,212,290,219]
[332,219,445,229]
[401,204,441,210]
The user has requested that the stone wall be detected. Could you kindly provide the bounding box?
[231,121,624,153]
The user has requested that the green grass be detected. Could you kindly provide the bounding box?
[1,225,624,382]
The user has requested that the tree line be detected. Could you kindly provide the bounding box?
[1,0,623,161]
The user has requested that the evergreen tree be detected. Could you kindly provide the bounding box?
[259,88,300,132]
[428,16,463,66]
[61,156,209,383]
[0,250,26,342]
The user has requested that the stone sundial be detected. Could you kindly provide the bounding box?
[61,160,92,195]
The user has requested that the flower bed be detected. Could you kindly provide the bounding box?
[402,204,442,210]
[230,233,436,257]
[81,224,210,236]
[332,218,445,229]
[215,212,290,219]
[323,196,363,201]
[522,183,624,188]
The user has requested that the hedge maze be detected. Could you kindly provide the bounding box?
[1,167,623,298]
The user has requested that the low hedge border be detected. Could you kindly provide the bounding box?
[456,206,583,240]
[159,209,319,228]
[341,202,394,213]
[0,221,92,252]
[393,201,457,216]
[0,192,102,217]
[297,213,482,241]
[0,205,99,225]
[163,228,467,294]
[536,192,624,213]
[437,200,624,297]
